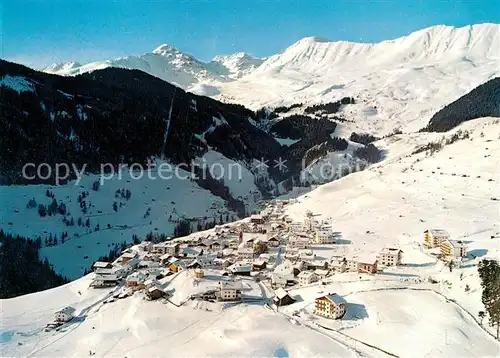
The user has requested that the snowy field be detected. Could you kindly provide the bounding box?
[0,275,357,358]
[0,157,263,279]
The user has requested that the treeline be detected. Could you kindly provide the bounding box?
[271,115,337,140]
[423,77,500,132]
[0,60,281,185]
[302,137,349,168]
[304,97,355,115]
[353,144,384,163]
[0,230,69,298]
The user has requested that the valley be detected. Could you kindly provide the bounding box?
[1,20,499,358]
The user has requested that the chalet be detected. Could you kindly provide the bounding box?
[284,247,299,260]
[209,241,222,251]
[95,268,114,276]
[250,214,264,225]
[267,236,280,247]
[314,294,346,319]
[314,269,330,279]
[242,237,256,249]
[252,259,267,271]
[91,274,118,288]
[126,272,146,288]
[315,229,336,244]
[273,288,295,306]
[217,281,242,301]
[330,258,347,273]
[377,248,403,266]
[230,264,252,276]
[168,258,186,273]
[194,268,204,278]
[55,306,76,323]
[165,242,180,256]
[424,229,450,248]
[146,286,165,300]
[198,255,215,268]
[297,271,318,286]
[123,257,139,270]
[440,239,467,258]
[137,241,153,252]
[182,246,202,258]
[92,261,112,272]
[358,256,378,274]
[271,274,288,289]
[121,252,137,263]
[227,238,239,249]
[288,236,309,250]
[237,247,254,260]
[345,258,359,272]
[187,259,202,269]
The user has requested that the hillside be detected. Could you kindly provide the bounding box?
[1,118,499,357]
[218,24,500,133]
[424,77,500,132]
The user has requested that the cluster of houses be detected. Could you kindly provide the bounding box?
[424,229,468,260]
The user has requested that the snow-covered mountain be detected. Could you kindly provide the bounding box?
[42,24,499,134]
[211,52,264,79]
[219,23,500,133]
[41,46,263,90]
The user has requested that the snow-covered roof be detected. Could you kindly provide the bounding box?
[238,247,254,254]
[230,264,252,272]
[314,269,329,276]
[219,281,242,290]
[94,274,117,282]
[447,239,467,248]
[379,247,402,255]
[122,252,136,259]
[298,271,316,278]
[253,259,266,266]
[93,261,111,268]
[274,288,290,299]
[56,306,76,315]
[426,229,450,237]
[95,268,114,275]
[322,294,346,305]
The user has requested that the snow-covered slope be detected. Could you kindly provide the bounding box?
[218,24,500,133]
[210,52,264,79]
[42,24,499,133]
[286,117,500,264]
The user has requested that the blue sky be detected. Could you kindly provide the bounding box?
[2,0,499,68]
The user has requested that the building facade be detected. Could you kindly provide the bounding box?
[314,294,346,319]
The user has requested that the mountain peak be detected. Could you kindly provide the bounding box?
[152,43,181,55]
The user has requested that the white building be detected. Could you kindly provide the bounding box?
[441,239,467,258]
[55,306,76,323]
[314,294,346,319]
[92,261,112,272]
[424,229,450,248]
[288,236,309,250]
[330,258,347,273]
[315,229,336,244]
[377,248,403,266]
[237,247,254,260]
[345,257,359,272]
[297,271,318,286]
[218,281,242,301]
[271,273,289,289]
